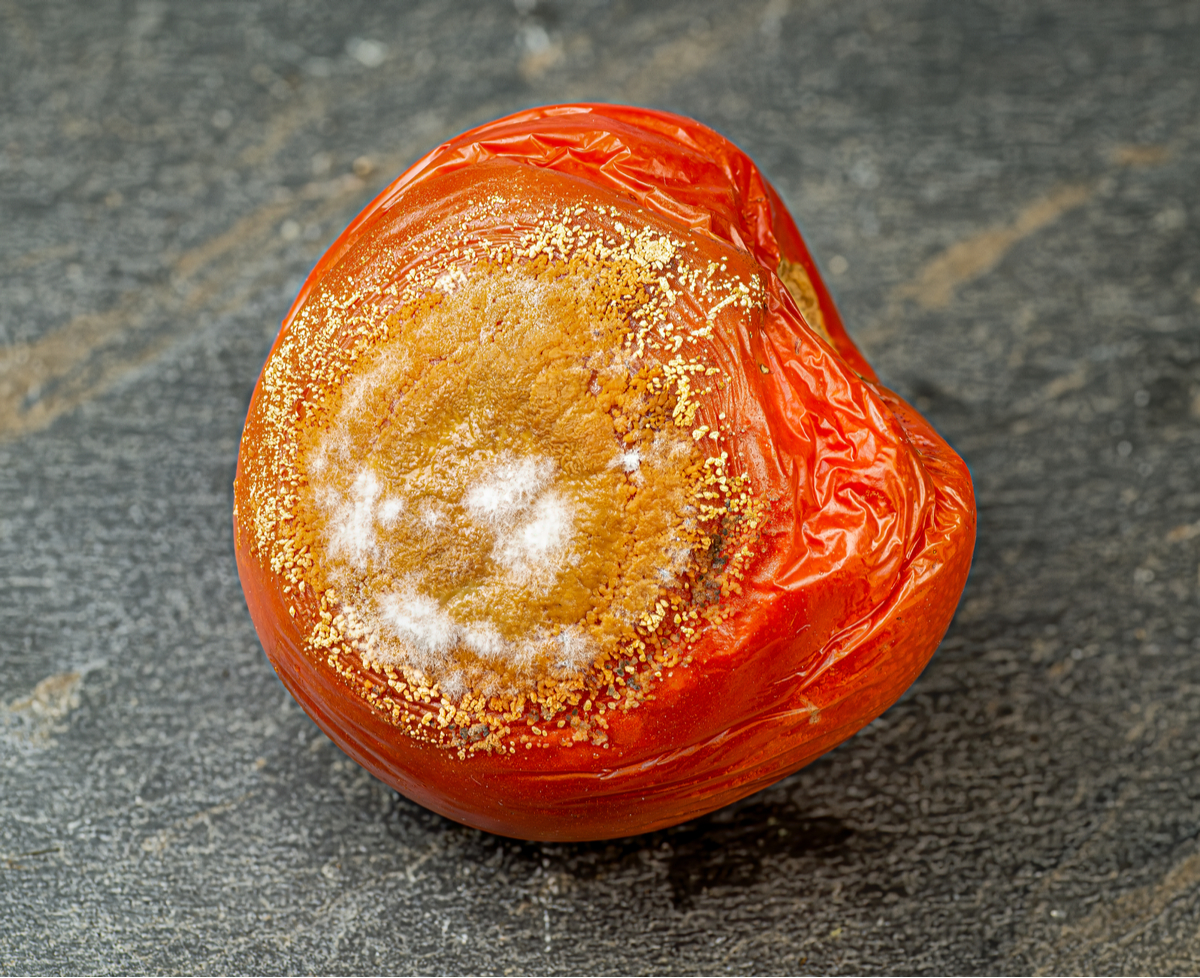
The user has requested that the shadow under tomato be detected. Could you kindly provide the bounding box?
[655,804,854,910]
[381,783,863,910]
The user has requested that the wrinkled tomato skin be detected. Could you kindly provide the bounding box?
[234,104,976,841]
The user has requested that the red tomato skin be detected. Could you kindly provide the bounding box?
[235,104,976,841]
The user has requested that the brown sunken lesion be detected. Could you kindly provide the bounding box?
[251,202,769,755]
[777,258,833,345]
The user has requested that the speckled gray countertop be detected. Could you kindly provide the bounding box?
[2,0,1199,973]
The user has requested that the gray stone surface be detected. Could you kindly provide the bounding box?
[2,0,1199,972]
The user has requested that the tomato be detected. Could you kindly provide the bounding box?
[234,104,975,841]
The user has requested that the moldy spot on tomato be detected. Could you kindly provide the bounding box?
[239,191,768,759]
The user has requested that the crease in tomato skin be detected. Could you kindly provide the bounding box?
[234,102,975,841]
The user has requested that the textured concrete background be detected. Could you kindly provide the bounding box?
[2,0,1199,973]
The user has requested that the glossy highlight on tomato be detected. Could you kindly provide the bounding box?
[234,104,976,841]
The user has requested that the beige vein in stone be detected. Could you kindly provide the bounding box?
[896,183,1094,310]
